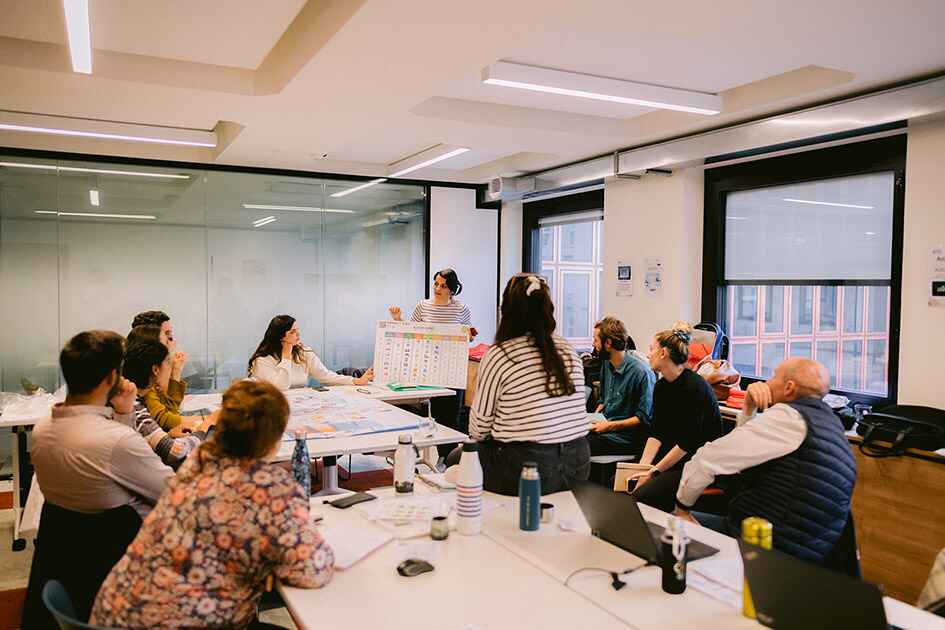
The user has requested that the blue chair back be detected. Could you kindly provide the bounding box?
[41,581,114,630]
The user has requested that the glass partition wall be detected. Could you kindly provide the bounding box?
[0,156,427,393]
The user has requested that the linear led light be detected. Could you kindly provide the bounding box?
[35,210,157,220]
[0,161,190,179]
[89,189,100,206]
[389,147,470,177]
[242,203,354,214]
[330,178,388,198]
[482,61,721,115]
[0,123,216,147]
[783,198,874,210]
[252,216,277,228]
[63,0,92,74]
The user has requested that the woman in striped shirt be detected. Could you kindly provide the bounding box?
[461,273,590,495]
[389,268,476,452]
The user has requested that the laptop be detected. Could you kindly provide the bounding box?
[567,476,718,564]
[739,541,903,629]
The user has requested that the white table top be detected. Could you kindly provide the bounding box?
[280,486,945,630]
[332,384,457,403]
[272,422,465,461]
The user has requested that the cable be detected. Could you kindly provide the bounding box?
[564,563,652,590]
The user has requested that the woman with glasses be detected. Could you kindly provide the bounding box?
[248,315,373,390]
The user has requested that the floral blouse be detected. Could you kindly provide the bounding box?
[91,449,334,628]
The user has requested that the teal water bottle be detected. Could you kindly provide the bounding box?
[518,462,541,531]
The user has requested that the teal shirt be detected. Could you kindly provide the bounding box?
[599,353,656,444]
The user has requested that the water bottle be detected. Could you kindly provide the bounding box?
[659,516,688,594]
[518,462,541,531]
[456,440,483,535]
[291,430,311,496]
[394,433,416,494]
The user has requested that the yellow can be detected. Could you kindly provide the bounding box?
[741,517,773,619]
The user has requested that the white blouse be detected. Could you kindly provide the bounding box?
[251,350,355,390]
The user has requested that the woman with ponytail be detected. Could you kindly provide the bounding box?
[92,380,334,630]
[457,273,590,495]
[630,322,723,512]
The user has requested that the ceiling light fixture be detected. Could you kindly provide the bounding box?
[252,216,277,228]
[0,123,216,147]
[331,178,388,198]
[783,198,874,210]
[0,111,217,147]
[242,203,354,214]
[34,210,157,220]
[865,231,877,236]
[389,147,470,177]
[89,189,100,206]
[0,161,190,179]
[63,0,92,74]
[482,61,722,115]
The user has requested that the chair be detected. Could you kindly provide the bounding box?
[822,512,861,578]
[21,503,141,630]
[42,581,114,630]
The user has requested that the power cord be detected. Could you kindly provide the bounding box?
[564,563,652,591]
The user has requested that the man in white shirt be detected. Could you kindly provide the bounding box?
[32,330,174,518]
[673,358,857,563]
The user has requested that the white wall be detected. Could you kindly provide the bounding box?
[499,199,523,289]
[601,169,704,350]
[899,117,945,407]
[429,187,499,343]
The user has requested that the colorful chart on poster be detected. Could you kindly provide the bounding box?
[373,320,469,389]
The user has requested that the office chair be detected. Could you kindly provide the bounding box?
[42,581,114,630]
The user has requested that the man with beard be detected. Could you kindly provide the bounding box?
[586,317,656,458]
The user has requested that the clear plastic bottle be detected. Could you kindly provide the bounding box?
[394,433,416,494]
[291,430,311,496]
[456,440,483,535]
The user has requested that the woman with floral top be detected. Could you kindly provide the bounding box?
[91,380,334,629]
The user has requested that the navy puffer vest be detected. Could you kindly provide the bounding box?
[727,397,857,562]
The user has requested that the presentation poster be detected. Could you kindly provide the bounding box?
[373,320,469,389]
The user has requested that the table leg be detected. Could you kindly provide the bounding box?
[312,456,348,497]
[11,426,28,551]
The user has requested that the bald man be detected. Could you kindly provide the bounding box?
[673,358,857,564]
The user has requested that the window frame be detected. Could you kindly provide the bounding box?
[702,135,906,406]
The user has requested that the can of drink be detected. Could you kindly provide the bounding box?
[742,517,773,618]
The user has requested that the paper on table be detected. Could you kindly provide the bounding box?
[688,555,743,610]
[317,516,393,570]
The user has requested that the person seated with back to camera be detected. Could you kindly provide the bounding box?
[123,339,216,470]
[449,273,591,495]
[673,358,857,565]
[248,314,373,390]
[31,330,174,519]
[586,316,656,459]
[91,380,334,630]
[629,322,723,511]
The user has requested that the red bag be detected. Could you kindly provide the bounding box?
[695,356,741,401]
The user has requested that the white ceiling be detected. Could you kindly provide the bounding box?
[1,0,944,182]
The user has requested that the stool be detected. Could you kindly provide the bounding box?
[589,454,637,486]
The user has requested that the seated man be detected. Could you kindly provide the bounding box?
[32,330,174,518]
[673,358,856,564]
[587,317,655,457]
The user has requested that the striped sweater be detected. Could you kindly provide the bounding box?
[470,334,589,444]
[132,400,206,470]
[410,298,472,325]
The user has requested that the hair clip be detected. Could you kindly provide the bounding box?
[672,330,690,343]
[525,275,542,296]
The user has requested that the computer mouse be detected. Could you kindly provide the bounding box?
[397,558,434,577]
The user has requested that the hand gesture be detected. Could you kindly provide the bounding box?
[591,420,613,433]
[388,306,402,321]
[745,381,773,414]
[171,351,188,378]
[109,377,138,414]
[354,368,374,386]
[281,338,295,361]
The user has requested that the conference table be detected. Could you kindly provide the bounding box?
[280,486,945,630]
[3,384,463,548]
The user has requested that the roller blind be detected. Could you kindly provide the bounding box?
[724,171,894,282]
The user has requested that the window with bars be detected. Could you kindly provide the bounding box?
[703,135,905,404]
[538,218,605,348]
